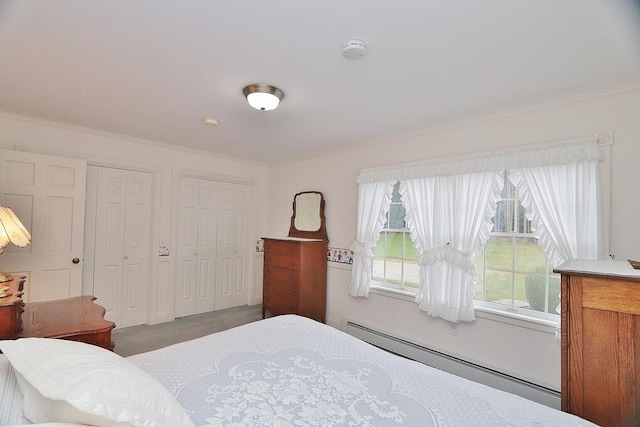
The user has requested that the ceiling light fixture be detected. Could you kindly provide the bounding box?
[242,83,284,111]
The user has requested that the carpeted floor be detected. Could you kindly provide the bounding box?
[112,304,263,357]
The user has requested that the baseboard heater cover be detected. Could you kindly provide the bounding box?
[345,320,560,409]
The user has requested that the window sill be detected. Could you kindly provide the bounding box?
[369,284,558,335]
[474,306,558,334]
[370,284,416,301]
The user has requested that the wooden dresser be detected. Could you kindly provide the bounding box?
[262,237,328,323]
[0,276,25,340]
[21,295,115,350]
[0,276,115,350]
[555,259,640,427]
[262,191,329,323]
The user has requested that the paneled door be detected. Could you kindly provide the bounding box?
[0,149,86,302]
[215,182,251,310]
[84,166,152,328]
[175,177,218,317]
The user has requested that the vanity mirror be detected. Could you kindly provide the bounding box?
[288,191,328,242]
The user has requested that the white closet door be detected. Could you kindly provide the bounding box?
[121,170,151,326]
[175,177,218,317]
[215,182,251,310]
[90,166,151,328]
[195,179,218,314]
[175,177,199,317]
[0,149,86,302]
[92,167,125,323]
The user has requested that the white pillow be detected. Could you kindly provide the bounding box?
[0,338,195,427]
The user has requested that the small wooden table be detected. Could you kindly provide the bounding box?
[20,296,115,351]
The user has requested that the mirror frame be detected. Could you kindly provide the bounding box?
[288,191,328,242]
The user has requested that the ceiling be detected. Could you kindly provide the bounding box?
[1,1,639,165]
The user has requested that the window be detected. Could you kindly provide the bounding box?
[372,182,420,291]
[352,136,602,323]
[370,175,560,321]
[473,172,560,320]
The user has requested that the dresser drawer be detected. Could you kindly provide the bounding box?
[264,240,299,256]
[264,277,299,299]
[264,252,299,270]
[263,292,298,315]
[264,265,298,284]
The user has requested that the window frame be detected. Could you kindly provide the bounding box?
[371,182,420,293]
[471,172,561,322]
[370,177,563,324]
[472,232,561,323]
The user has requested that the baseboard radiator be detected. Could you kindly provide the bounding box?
[345,321,561,409]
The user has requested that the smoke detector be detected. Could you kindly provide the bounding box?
[342,39,366,59]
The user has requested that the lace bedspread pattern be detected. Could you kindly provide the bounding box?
[129,315,596,427]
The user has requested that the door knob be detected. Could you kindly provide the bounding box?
[124,256,129,259]
[72,258,80,264]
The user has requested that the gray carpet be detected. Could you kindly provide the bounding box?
[112,304,263,357]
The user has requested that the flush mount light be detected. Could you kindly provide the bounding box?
[242,83,284,111]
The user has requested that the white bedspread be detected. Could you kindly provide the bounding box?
[125,315,594,427]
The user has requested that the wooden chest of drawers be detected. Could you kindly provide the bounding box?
[0,277,114,350]
[0,277,25,340]
[262,237,328,323]
[556,260,640,427]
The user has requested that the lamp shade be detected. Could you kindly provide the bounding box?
[243,83,284,111]
[0,207,31,254]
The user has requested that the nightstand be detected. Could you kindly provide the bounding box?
[20,295,115,350]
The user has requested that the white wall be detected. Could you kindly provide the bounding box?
[267,84,640,391]
[0,112,270,324]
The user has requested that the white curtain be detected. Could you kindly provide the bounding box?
[350,135,603,322]
[509,160,600,267]
[348,181,394,297]
[399,172,503,322]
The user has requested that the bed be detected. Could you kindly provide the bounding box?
[0,314,595,426]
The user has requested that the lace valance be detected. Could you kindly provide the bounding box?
[356,136,602,183]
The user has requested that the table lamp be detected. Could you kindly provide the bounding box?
[0,206,32,282]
